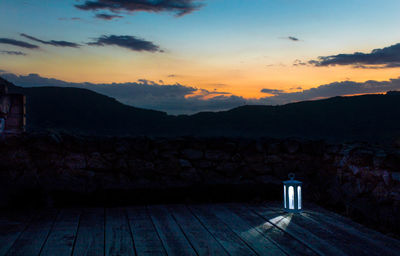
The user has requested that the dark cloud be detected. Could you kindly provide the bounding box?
[0,38,39,49]
[75,0,204,17]
[288,36,299,41]
[4,73,400,114]
[168,74,178,77]
[260,88,285,95]
[20,33,80,48]
[309,42,400,68]
[95,13,123,20]
[293,59,307,66]
[88,35,162,52]
[257,78,400,105]
[2,73,243,114]
[0,50,27,56]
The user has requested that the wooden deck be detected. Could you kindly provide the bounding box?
[1,203,399,256]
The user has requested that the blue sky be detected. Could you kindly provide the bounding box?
[1,0,400,113]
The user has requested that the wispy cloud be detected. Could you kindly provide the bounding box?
[260,78,400,105]
[3,73,400,114]
[88,35,162,52]
[0,50,27,56]
[95,13,123,20]
[308,42,400,69]
[287,36,299,41]
[2,73,242,114]
[20,33,81,48]
[75,0,204,17]
[260,88,285,95]
[0,38,39,49]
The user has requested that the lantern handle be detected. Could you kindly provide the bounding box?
[288,173,295,180]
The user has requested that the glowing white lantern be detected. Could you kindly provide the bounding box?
[283,173,302,213]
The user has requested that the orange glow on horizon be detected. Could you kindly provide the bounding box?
[2,51,400,99]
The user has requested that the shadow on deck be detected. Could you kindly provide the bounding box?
[0,202,399,256]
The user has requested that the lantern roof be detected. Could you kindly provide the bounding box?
[283,173,302,184]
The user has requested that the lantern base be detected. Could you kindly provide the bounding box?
[284,208,302,213]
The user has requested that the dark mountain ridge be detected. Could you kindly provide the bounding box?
[2,77,400,141]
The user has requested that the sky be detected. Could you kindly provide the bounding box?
[1,0,400,114]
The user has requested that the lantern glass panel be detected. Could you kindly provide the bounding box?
[284,185,287,208]
[297,186,302,209]
[288,186,294,209]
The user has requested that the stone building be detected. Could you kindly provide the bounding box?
[0,81,26,135]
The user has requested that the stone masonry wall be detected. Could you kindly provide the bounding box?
[0,133,399,235]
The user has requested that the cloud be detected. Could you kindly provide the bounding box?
[2,73,243,114]
[257,78,400,105]
[308,42,400,69]
[75,0,204,17]
[0,38,39,49]
[20,33,80,48]
[95,13,123,20]
[0,50,27,56]
[260,88,285,95]
[288,36,299,41]
[88,35,162,52]
[293,59,308,66]
[3,73,400,114]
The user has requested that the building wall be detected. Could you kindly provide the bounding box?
[0,94,26,134]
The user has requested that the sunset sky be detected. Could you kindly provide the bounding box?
[1,0,400,114]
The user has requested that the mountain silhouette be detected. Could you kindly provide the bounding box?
[2,77,400,141]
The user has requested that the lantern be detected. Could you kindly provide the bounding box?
[283,173,302,213]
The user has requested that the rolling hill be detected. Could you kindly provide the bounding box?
[2,77,400,141]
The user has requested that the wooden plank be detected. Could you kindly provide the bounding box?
[228,204,318,256]
[168,205,229,256]
[148,205,197,256]
[268,206,381,256]
[250,204,348,256]
[40,208,81,256]
[105,208,135,256]
[5,209,59,256]
[302,203,400,253]
[210,204,286,256]
[0,210,35,255]
[126,206,166,256]
[265,202,399,256]
[72,208,105,256]
[188,205,258,256]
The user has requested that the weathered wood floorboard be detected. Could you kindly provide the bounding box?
[0,210,35,256]
[250,205,348,256]
[105,208,135,256]
[126,206,166,256]
[40,208,81,256]
[0,203,398,256]
[5,209,58,256]
[228,204,318,256]
[303,204,400,252]
[169,205,229,256]
[72,208,105,256]
[188,205,258,256]
[268,205,398,256]
[148,205,197,256]
[211,204,286,256]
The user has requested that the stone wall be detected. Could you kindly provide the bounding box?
[0,133,399,235]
